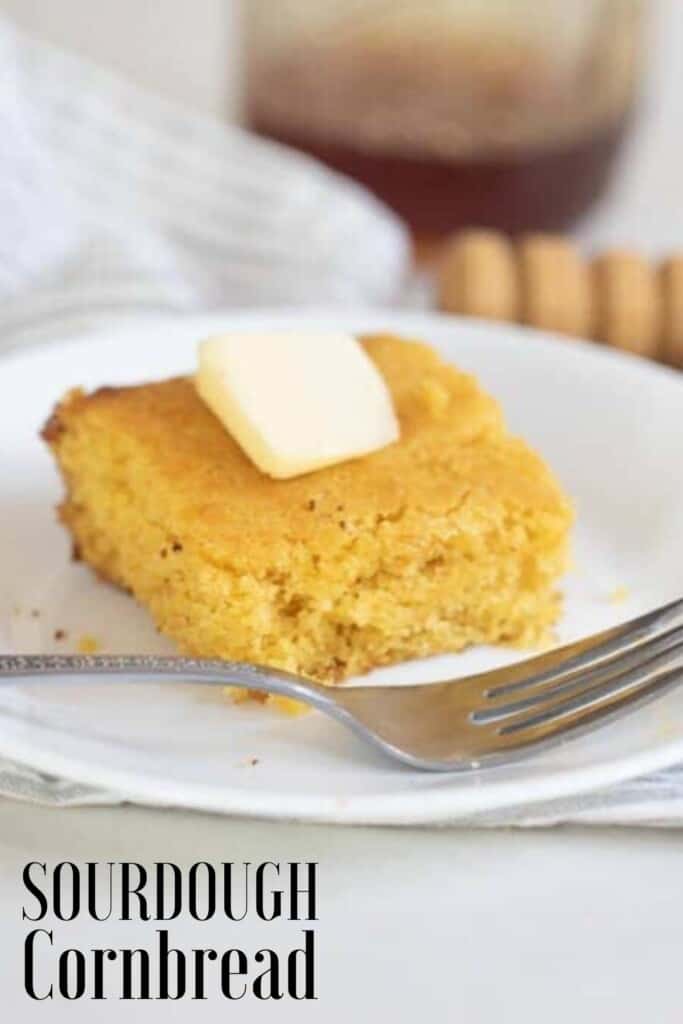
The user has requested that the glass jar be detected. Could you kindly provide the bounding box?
[244,0,646,235]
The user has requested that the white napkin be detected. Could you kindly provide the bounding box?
[1,13,683,827]
[0,15,409,351]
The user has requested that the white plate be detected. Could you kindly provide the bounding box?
[1,310,682,824]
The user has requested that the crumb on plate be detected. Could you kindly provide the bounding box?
[77,633,101,654]
[225,685,308,717]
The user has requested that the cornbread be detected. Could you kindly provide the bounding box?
[77,634,101,654]
[42,335,573,683]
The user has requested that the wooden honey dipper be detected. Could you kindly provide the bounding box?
[438,231,683,369]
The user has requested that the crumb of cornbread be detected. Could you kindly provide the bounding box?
[227,686,307,716]
[609,586,630,606]
[42,334,573,685]
[77,633,101,654]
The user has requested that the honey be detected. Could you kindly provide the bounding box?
[246,1,644,234]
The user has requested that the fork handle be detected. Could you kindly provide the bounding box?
[0,653,332,708]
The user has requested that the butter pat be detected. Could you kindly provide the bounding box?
[196,332,400,479]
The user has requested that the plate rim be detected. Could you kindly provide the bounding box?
[3,723,683,824]
[3,306,683,387]
[2,308,683,825]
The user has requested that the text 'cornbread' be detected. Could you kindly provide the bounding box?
[42,335,573,683]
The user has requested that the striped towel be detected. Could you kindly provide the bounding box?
[0,14,410,350]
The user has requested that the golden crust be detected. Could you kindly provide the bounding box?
[43,334,573,682]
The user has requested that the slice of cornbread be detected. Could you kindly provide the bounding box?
[42,335,572,683]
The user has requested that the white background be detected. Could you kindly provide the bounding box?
[0,0,241,117]
[1,1,682,1020]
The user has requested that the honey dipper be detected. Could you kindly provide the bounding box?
[438,231,683,368]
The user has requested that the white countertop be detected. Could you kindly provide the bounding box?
[2,800,683,1022]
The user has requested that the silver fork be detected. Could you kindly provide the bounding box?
[2,597,683,772]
